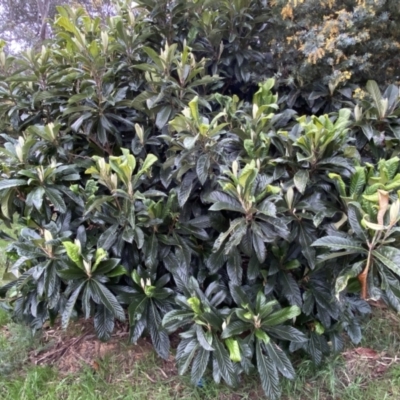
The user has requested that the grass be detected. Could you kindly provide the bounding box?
[281,308,400,400]
[0,216,20,286]
[0,319,37,375]
[0,238,8,285]
[281,356,400,400]
[0,309,260,400]
[0,362,252,400]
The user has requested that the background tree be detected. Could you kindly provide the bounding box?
[2,0,400,109]
[0,0,115,51]
[129,0,400,112]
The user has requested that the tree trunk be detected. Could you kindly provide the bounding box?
[37,0,51,41]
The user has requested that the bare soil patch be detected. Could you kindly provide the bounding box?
[28,319,177,378]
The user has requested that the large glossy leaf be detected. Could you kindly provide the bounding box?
[257,199,277,217]
[262,306,301,327]
[373,247,400,276]
[94,259,121,276]
[349,168,366,197]
[266,326,308,343]
[226,250,243,286]
[213,218,244,253]
[366,80,385,118]
[147,301,170,360]
[298,224,316,270]
[347,204,367,241]
[144,234,158,269]
[191,347,210,385]
[98,224,119,251]
[162,309,194,331]
[196,325,214,351]
[44,261,58,297]
[224,221,247,255]
[212,336,238,387]
[139,154,158,174]
[45,187,67,213]
[178,174,194,207]
[206,248,226,274]
[128,294,148,323]
[279,272,302,307]
[62,281,85,329]
[252,231,266,263]
[130,317,147,344]
[26,187,45,210]
[256,340,280,400]
[196,154,210,186]
[294,170,309,194]
[0,179,27,190]
[312,236,366,253]
[57,264,86,280]
[264,342,295,379]
[90,280,125,321]
[94,304,115,341]
[221,320,249,339]
[177,340,199,376]
[208,191,244,213]
[156,106,172,129]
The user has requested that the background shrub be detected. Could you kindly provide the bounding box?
[1,2,400,398]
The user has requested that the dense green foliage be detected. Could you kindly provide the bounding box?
[1,2,400,398]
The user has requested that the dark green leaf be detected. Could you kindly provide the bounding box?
[264,342,295,379]
[294,170,309,194]
[267,326,308,343]
[349,168,366,197]
[178,175,193,207]
[256,340,280,400]
[94,259,121,275]
[0,179,27,190]
[191,347,210,385]
[312,236,366,253]
[279,272,302,307]
[227,250,243,286]
[148,301,170,359]
[347,204,367,241]
[252,232,266,263]
[221,320,249,339]
[196,154,210,186]
[263,306,301,327]
[196,325,214,351]
[90,280,125,321]
[373,247,400,276]
[26,187,45,210]
[144,234,158,269]
[208,192,244,213]
[213,336,238,387]
[45,187,67,213]
[156,106,172,129]
[94,304,115,341]
[98,224,119,251]
[62,281,85,329]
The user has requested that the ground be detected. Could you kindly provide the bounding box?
[1,221,400,399]
[0,304,400,400]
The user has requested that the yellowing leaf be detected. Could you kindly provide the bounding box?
[377,190,389,225]
[187,297,201,314]
[225,338,241,362]
[63,241,84,269]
